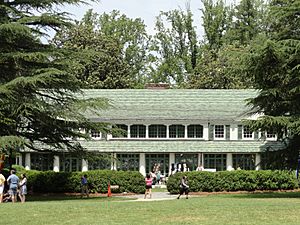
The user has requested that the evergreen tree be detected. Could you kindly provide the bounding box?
[0,0,109,165]
[245,0,300,169]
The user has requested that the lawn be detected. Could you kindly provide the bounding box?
[1,192,300,225]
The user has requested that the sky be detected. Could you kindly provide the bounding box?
[60,0,236,38]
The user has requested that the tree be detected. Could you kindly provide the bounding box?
[245,0,300,169]
[224,0,268,46]
[201,0,228,51]
[0,0,110,168]
[54,9,150,89]
[150,6,198,86]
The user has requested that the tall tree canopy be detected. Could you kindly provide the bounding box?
[54,9,150,88]
[0,0,109,159]
[245,0,300,169]
[150,6,198,86]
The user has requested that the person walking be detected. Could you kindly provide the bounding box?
[144,173,153,199]
[81,174,89,198]
[0,171,5,203]
[7,169,19,203]
[18,173,27,203]
[177,175,189,199]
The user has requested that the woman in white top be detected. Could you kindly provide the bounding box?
[18,174,27,203]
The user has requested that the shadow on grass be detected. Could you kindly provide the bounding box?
[26,193,136,202]
[227,191,300,199]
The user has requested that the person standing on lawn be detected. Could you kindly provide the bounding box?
[7,169,19,203]
[81,174,89,198]
[0,171,5,203]
[177,175,189,199]
[144,173,153,199]
[18,173,27,203]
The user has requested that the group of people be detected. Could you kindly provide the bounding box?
[144,171,189,200]
[0,169,27,203]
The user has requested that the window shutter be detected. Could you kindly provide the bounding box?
[254,131,259,139]
[238,125,243,140]
[209,124,214,140]
[226,125,230,140]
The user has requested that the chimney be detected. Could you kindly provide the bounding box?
[145,83,170,90]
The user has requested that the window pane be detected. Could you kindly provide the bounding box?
[117,154,139,171]
[149,125,166,138]
[203,154,226,171]
[169,125,184,138]
[112,124,128,138]
[215,125,224,138]
[188,125,203,138]
[233,154,256,170]
[243,126,253,138]
[130,125,146,138]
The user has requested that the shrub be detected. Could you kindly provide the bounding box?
[25,170,145,194]
[167,170,298,194]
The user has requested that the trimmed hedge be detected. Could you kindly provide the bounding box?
[167,170,299,194]
[22,170,145,194]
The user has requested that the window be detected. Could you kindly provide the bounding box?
[116,154,139,171]
[130,125,146,138]
[188,125,203,138]
[175,154,198,171]
[91,130,101,139]
[59,155,82,172]
[88,154,111,170]
[146,154,169,176]
[149,125,166,138]
[233,154,256,170]
[112,124,128,138]
[30,153,53,171]
[266,131,276,139]
[243,126,253,139]
[204,154,227,171]
[169,125,184,138]
[214,125,225,139]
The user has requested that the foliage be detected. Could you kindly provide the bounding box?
[150,6,198,86]
[23,170,145,194]
[54,9,150,88]
[244,0,300,168]
[0,0,110,161]
[167,170,298,194]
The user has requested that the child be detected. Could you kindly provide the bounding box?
[81,174,89,198]
[177,176,189,199]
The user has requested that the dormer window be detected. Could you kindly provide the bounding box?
[214,125,225,139]
[91,130,101,139]
[243,126,253,139]
[169,125,184,138]
[187,125,203,138]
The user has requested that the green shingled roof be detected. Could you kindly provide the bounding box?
[81,89,257,122]
[79,140,283,153]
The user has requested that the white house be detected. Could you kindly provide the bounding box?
[19,88,283,176]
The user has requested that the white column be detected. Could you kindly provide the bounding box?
[166,125,169,138]
[25,153,31,170]
[198,153,202,166]
[203,123,209,140]
[53,155,60,172]
[146,125,149,138]
[231,124,238,140]
[127,124,131,138]
[17,154,23,166]
[169,153,175,176]
[255,153,261,170]
[184,125,188,138]
[139,153,146,176]
[111,153,117,170]
[82,159,88,172]
[226,153,233,171]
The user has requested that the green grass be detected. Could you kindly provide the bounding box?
[1,192,300,225]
